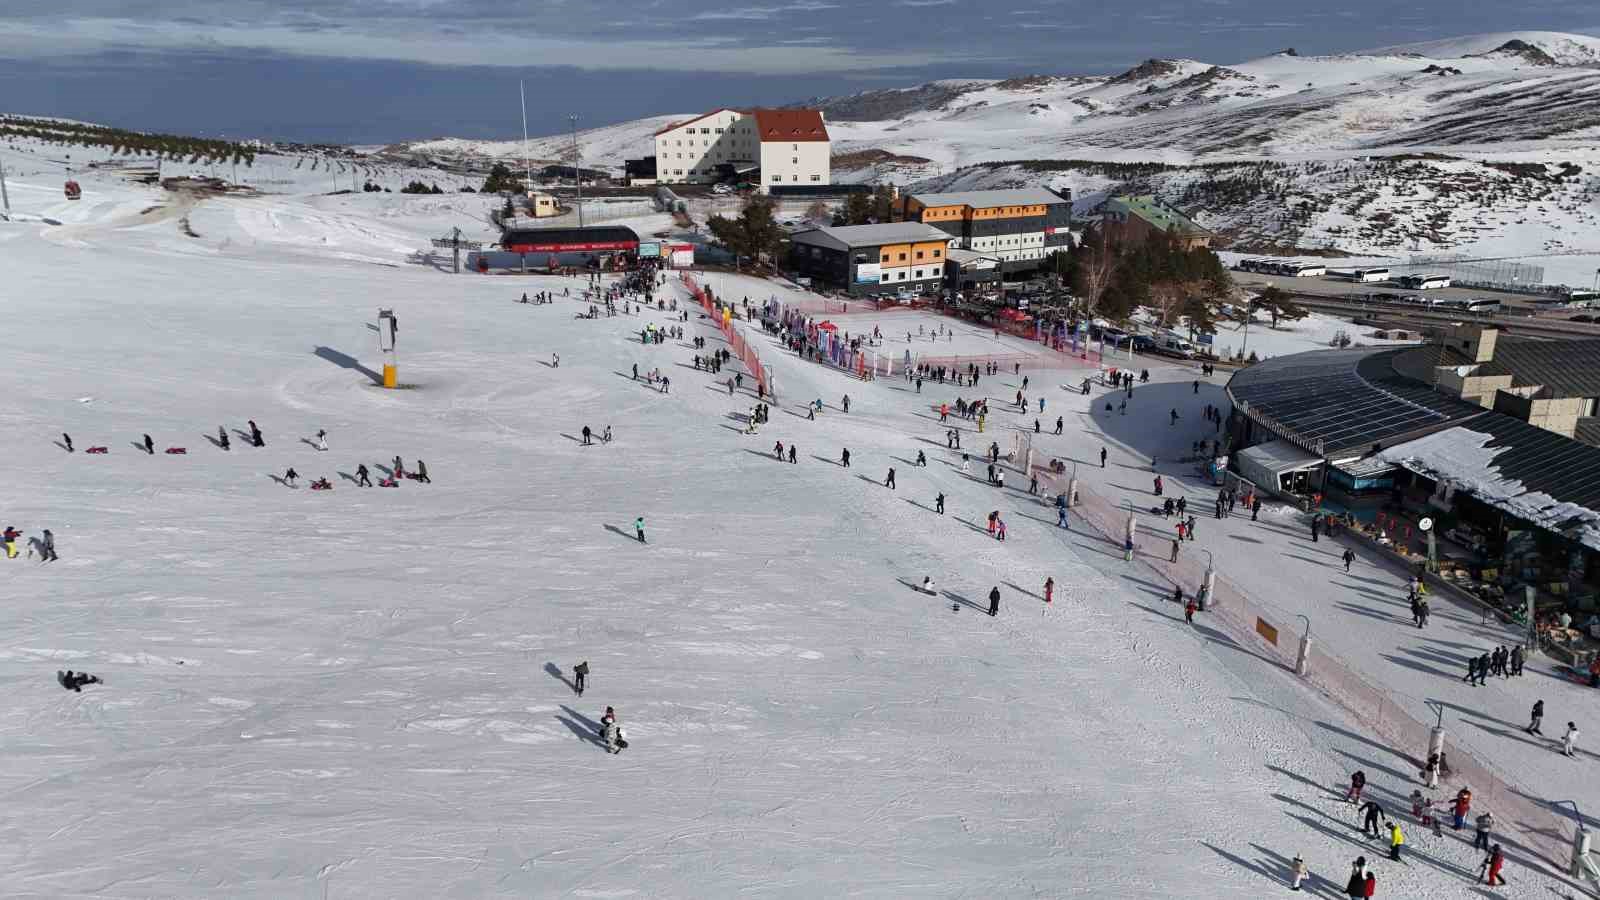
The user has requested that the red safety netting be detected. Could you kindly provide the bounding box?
[682,273,770,397]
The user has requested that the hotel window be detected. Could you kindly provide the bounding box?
[898,253,906,261]
[881,253,891,263]
[811,174,821,182]
[915,250,924,259]
[792,157,798,164]
[771,174,781,182]
[933,249,941,258]
[897,272,906,281]
[882,274,891,283]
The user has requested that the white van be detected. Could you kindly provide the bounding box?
[1155,335,1196,359]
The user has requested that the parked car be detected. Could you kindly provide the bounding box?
[711,183,734,195]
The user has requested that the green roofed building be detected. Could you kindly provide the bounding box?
[1100,195,1213,249]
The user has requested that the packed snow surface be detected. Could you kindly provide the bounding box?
[0,151,1595,898]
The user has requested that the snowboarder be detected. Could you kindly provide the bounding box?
[40,529,58,562]
[62,433,73,452]
[1527,700,1544,735]
[635,517,646,543]
[415,460,430,484]
[1562,721,1579,757]
[884,467,896,490]
[935,493,945,515]
[988,586,1000,617]
[356,464,372,487]
[142,433,155,455]
[573,661,588,696]
[315,429,328,452]
[284,467,299,487]
[841,448,851,468]
[1343,549,1356,572]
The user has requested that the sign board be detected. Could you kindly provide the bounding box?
[1255,617,1279,646]
[432,237,483,250]
[796,276,812,287]
[1197,332,1215,345]
[638,242,661,258]
[501,240,636,253]
[669,245,694,267]
[855,263,882,284]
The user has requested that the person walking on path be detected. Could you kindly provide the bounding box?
[1057,505,1069,529]
[841,448,851,468]
[988,586,1000,617]
[1290,855,1307,891]
[1464,657,1479,685]
[935,492,945,515]
[1473,812,1494,850]
[573,661,588,696]
[1100,446,1107,468]
[1527,700,1544,735]
[884,467,896,490]
[1311,517,1321,543]
[40,529,58,562]
[634,517,646,544]
[1153,475,1163,496]
[1251,496,1261,521]
[1347,771,1367,804]
[1562,721,1580,757]
[1345,859,1367,899]
[415,460,430,484]
[1343,549,1356,572]
[1387,821,1404,861]
[1184,596,1197,624]
[1452,789,1472,830]
[1185,515,1197,542]
[1170,539,1180,563]
[1044,578,1054,604]
[583,425,593,445]
[1511,644,1525,676]
[356,464,372,487]
[142,433,155,455]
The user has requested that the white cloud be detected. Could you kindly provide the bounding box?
[690,1,838,19]
[0,15,922,73]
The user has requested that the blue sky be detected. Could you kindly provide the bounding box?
[1,1,1595,144]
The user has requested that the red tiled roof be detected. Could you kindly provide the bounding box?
[751,109,829,143]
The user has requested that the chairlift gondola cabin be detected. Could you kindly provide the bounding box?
[64,180,82,201]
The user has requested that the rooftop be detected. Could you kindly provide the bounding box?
[789,222,951,251]
[751,109,830,143]
[909,188,1068,209]
[1491,336,1600,398]
[1105,195,1210,235]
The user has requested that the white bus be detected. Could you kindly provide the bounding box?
[1562,290,1600,309]
[1399,273,1451,290]
[1458,298,1501,314]
[1351,267,1389,283]
[1289,262,1327,277]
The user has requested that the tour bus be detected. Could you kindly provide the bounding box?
[1399,273,1452,290]
[1458,298,1501,314]
[1351,267,1390,283]
[1563,290,1600,309]
[1285,262,1326,277]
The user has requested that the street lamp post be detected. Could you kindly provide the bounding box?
[1124,500,1137,562]
[1200,548,1216,611]
[1295,614,1312,676]
[569,114,584,228]
[1424,701,1446,788]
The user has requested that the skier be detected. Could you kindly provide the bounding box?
[935,493,945,515]
[1347,770,1367,804]
[1387,821,1404,861]
[1481,844,1506,886]
[356,464,372,487]
[315,429,329,452]
[635,516,646,544]
[1562,721,1579,757]
[218,426,230,450]
[1342,549,1356,572]
[1169,408,1179,426]
[996,518,1006,542]
[40,529,58,562]
[633,363,639,380]
[1359,799,1383,837]
[415,460,430,484]
[1044,577,1054,604]
[573,661,588,696]
[1527,700,1544,736]
[583,426,593,445]
[1473,811,1494,851]
[1100,447,1107,468]
[142,433,155,455]
[1290,855,1307,892]
[62,433,73,452]
[284,467,299,487]
[841,448,851,468]
[884,467,896,490]
[987,586,1000,617]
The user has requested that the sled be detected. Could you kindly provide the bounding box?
[85,447,109,454]
[164,447,187,455]
[310,483,332,491]
[378,479,399,488]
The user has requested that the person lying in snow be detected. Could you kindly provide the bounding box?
[57,670,103,692]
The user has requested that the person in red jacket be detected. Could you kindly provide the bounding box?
[1482,844,1506,885]
[1346,770,1367,804]
[1044,577,1054,604]
[1453,788,1472,830]
[1363,871,1376,897]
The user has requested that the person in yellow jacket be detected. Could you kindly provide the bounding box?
[1388,820,1405,861]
